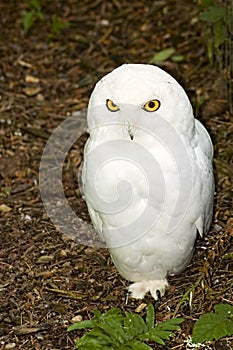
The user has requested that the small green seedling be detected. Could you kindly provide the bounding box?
[150,48,185,64]
[23,0,44,34]
[68,304,184,349]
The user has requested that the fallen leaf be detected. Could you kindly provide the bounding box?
[135,303,147,313]
[0,204,12,212]
[25,74,40,83]
[150,48,175,63]
[36,255,54,264]
[23,86,42,96]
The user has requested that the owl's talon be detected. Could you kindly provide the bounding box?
[156,289,161,302]
[125,290,130,305]
[128,279,168,300]
[128,282,149,299]
[153,289,162,313]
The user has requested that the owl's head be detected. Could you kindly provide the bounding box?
[87,64,194,139]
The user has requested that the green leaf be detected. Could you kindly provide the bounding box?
[198,0,215,8]
[192,303,233,343]
[151,330,172,340]
[139,332,165,345]
[77,335,111,350]
[127,340,153,349]
[156,318,184,331]
[23,10,36,33]
[124,312,147,337]
[50,15,69,35]
[87,331,112,346]
[207,37,214,64]
[93,323,123,346]
[123,316,138,339]
[105,319,129,343]
[171,55,185,63]
[145,304,154,330]
[30,0,43,10]
[139,318,184,345]
[100,308,123,320]
[67,320,95,331]
[68,305,183,349]
[199,6,226,23]
[94,308,102,319]
[214,303,233,318]
[150,48,175,63]
[223,253,233,259]
[22,0,44,34]
[213,21,226,48]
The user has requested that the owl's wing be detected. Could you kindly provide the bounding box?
[194,119,214,236]
[195,119,213,159]
[86,203,105,241]
[81,149,105,242]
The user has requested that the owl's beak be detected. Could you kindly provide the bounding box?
[127,124,135,140]
[128,130,134,140]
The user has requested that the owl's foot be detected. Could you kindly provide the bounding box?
[128,282,150,299]
[128,279,168,300]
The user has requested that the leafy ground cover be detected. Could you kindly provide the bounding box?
[0,1,232,349]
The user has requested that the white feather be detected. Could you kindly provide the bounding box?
[82,64,214,299]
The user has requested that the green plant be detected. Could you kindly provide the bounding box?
[192,303,233,344]
[150,48,185,64]
[22,0,69,35]
[50,15,69,35]
[68,304,184,349]
[196,1,228,64]
[23,0,44,34]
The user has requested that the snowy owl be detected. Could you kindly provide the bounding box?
[81,64,214,300]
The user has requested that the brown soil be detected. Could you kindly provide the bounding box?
[0,1,232,349]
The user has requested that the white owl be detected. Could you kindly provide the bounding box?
[82,64,214,300]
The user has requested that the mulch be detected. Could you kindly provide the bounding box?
[0,1,232,349]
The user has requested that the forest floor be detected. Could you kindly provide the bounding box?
[0,1,232,349]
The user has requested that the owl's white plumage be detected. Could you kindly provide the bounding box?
[82,64,214,299]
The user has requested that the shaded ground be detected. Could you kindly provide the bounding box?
[0,1,232,349]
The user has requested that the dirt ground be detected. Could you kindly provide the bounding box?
[0,1,232,349]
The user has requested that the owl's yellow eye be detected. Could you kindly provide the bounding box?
[106,99,120,112]
[143,99,160,112]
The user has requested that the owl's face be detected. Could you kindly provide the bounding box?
[87,64,194,140]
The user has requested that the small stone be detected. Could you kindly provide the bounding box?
[23,86,42,97]
[60,249,68,257]
[5,343,16,349]
[24,214,32,222]
[101,19,109,26]
[0,204,12,213]
[25,75,40,83]
[36,93,44,102]
[214,224,222,232]
[72,315,83,323]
